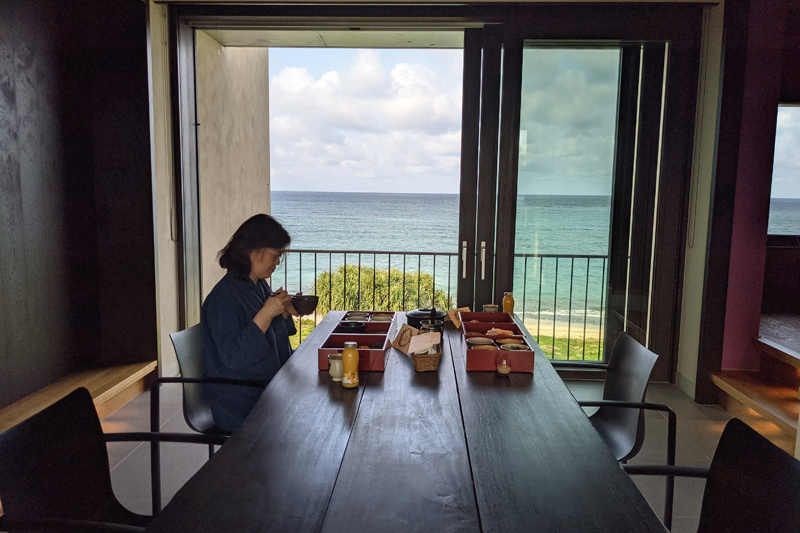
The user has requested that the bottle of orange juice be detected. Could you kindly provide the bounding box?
[342,341,360,388]
[502,292,515,314]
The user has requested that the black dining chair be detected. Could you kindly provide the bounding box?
[148,323,267,513]
[551,331,677,526]
[624,417,800,532]
[0,387,226,533]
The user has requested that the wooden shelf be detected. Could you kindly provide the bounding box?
[0,361,157,432]
[711,370,799,435]
[758,336,800,370]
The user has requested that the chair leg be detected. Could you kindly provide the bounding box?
[209,443,215,459]
[663,409,677,531]
[150,383,162,515]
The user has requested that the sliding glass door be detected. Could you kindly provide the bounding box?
[510,46,621,361]
[460,17,701,378]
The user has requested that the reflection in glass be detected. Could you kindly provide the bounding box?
[769,106,800,235]
[513,48,620,360]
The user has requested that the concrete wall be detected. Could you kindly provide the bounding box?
[146,19,271,376]
[196,30,272,300]
[676,2,724,399]
[148,2,181,377]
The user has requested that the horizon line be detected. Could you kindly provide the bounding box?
[272,190,614,196]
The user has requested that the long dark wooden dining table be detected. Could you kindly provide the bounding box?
[146,311,666,532]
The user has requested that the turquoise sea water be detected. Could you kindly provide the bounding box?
[272,191,610,255]
[271,191,800,337]
[271,191,611,332]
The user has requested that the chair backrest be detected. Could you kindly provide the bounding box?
[169,324,217,434]
[0,387,147,526]
[595,331,659,461]
[698,418,800,532]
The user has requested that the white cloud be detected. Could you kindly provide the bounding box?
[269,48,463,193]
[517,49,621,196]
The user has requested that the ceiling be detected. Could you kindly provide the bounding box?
[202,29,465,48]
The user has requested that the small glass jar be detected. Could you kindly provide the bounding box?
[328,352,343,382]
[419,320,443,354]
[496,354,512,375]
[502,292,515,314]
[419,319,444,334]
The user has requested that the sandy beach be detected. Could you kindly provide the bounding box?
[523,318,604,341]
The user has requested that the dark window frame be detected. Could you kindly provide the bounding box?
[169,3,702,383]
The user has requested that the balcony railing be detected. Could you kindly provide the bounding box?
[272,249,607,361]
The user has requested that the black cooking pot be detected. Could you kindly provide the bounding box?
[406,308,447,329]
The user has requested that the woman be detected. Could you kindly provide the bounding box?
[201,214,298,432]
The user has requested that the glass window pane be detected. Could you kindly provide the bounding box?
[513,47,620,360]
[768,106,800,235]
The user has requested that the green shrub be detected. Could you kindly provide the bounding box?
[314,264,454,313]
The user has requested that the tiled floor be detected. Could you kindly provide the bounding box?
[102,380,730,531]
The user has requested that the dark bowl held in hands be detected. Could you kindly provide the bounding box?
[291,295,319,316]
[337,321,365,333]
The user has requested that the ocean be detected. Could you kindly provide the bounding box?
[271,191,800,335]
[271,191,610,255]
[271,191,611,334]
[768,198,800,235]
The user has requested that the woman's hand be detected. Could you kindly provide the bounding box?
[253,288,291,332]
[281,291,302,318]
[271,288,300,318]
[264,289,291,318]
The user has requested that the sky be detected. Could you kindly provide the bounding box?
[268,47,800,198]
[516,48,621,196]
[771,106,800,199]
[268,48,463,194]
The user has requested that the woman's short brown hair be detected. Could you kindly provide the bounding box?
[218,214,291,280]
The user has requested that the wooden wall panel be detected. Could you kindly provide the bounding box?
[0,0,153,409]
[16,3,72,391]
[0,0,23,409]
[90,47,157,366]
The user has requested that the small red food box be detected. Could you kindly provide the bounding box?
[318,334,389,371]
[462,321,522,336]
[458,311,514,324]
[461,321,534,373]
[318,311,397,372]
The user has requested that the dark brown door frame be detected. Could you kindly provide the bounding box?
[456,28,482,309]
[492,22,524,308]
[473,24,504,309]
[171,9,202,328]
[605,44,643,362]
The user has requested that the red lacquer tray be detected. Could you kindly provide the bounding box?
[461,321,533,373]
[458,311,514,324]
[318,312,397,372]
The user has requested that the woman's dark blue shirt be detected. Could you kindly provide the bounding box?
[201,272,296,432]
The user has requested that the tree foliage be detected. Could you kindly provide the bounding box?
[314,264,454,313]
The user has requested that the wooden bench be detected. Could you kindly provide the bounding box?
[0,361,157,432]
